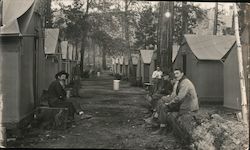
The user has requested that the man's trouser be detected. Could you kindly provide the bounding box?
[72,76,81,96]
[150,93,165,110]
[156,97,180,125]
[152,78,160,94]
[48,98,82,119]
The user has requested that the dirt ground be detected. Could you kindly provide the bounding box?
[7,72,183,149]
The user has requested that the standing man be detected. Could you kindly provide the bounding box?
[151,66,163,94]
[152,68,199,135]
[144,73,174,126]
[72,64,81,97]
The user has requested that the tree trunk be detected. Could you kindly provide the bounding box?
[93,39,96,69]
[80,39,85,74]
[102,46,107,70]
[181,1,188,40]
[233,3,248,125]
[213,2,218,35]
[159,1,174,73]
[156,2,163,67]
[80,0,91,74]
[124,0,135,83]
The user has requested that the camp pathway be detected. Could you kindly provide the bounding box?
[8,71,183,149]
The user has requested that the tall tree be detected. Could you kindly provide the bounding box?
[158,1,174,73]
[173,2,207,45]
[213,2,218,35]
[45,0,53,28]
[54,0,92,74]
[233,3,248,125]
[181,1,188,40]
[134,6,157,50]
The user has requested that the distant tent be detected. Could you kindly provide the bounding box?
[137,50,154,84]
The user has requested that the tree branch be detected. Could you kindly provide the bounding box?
[85,0,92,16]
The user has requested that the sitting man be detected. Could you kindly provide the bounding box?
[144,73,173,125]
[47,71,92,121]
[152,68,199,135]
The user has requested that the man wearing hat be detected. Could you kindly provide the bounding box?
[47,71,92,121]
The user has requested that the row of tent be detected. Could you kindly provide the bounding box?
[111,45,179,84]
[112,31,249,111]
[0,0,79,128]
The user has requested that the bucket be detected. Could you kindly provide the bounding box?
[113,80,120,90]
[66,90,71,99]
[97,72,100,77]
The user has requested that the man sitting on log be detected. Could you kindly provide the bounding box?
[151,68,199,135]
[47,71,92,122]
[144,73,174,125]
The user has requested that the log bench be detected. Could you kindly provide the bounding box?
[165,111,249,150]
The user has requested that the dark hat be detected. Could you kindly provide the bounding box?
[55,71,69,79]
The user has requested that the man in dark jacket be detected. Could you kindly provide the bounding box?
[48,71,91,121]
[144,73,173,126]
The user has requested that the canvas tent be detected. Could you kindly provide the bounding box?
[115,57,119,74]
[123,56,129,77]
[44,28,62,88]
[223,26,249,110]
[61,40,71,84]
[137,50,154,84]
[172,44,180,63]
[174,34,235,103]
[0,0,47,128]
[119,56,124,75]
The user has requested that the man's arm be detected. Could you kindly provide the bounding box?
[152,71,157,78]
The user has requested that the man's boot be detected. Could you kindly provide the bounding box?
[151,124,168,135]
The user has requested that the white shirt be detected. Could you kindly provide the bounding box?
[152,70,163,79]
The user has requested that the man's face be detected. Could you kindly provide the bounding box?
[58,74,67,81]
[157,67,160,71]
[174,70,184,81]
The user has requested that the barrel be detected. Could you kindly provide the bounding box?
[113,80,120,90]
[97,72,100,77]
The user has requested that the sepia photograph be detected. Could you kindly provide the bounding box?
[0,0,249,149]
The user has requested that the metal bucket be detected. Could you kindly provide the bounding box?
[66,90,71,99]
[113,80,120,90]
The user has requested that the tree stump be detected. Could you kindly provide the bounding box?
[33,107,69,130]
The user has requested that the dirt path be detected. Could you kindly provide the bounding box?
[7,72,183,149]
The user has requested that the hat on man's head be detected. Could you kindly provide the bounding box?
[55,71,69,79]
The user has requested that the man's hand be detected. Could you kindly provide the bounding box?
[164,102,169,106]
